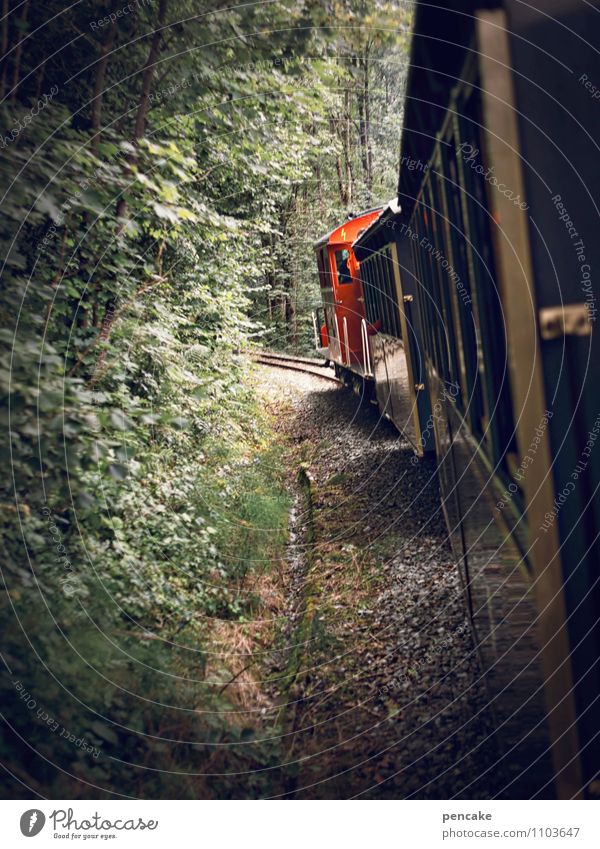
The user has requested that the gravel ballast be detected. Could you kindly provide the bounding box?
[252,363,504,800]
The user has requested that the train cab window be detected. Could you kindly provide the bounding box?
[335,249,353,284]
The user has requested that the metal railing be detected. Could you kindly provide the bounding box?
[313,310,372,376]
[361,318,373,376]
[342,316,350,366]
[311,312,319,349]
[333,313,342,361]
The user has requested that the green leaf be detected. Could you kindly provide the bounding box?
[90,722,119,745]
[110,410,133,431]
[34,192,62,223]
[108,463,128,481]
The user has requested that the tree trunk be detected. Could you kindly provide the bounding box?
[10,0,30,103]
[286,289,297,348]
[357,86,368,190]
[313,118,323,211]
[331,115,348,206]
[0,0,9,100]
[363,50,373,199]
[134,0,168,141]
[335,154,347,206]
[91,22,117,154]
[343,86,353,206]
[357,46,373,202]
[117,0,168,232]
[34,59,46,101]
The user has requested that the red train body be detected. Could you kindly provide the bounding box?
[313,208,382,370]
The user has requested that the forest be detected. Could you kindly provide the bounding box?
[0,0,412,797]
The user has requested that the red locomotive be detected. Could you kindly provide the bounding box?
[314,200,430,458]
[313,207,382,370]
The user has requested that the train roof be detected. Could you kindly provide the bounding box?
[352,198,401,261]
[313,206,384,250]
[398,0,499,221]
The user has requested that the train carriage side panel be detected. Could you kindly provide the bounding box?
[503,0,600,797]
[397,0,577,797]
[353,204,434,456]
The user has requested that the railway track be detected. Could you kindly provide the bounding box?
[251,350,340,383]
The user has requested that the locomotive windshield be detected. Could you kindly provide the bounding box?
[335,248,352,284]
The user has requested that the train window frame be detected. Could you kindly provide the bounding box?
[455,88,519,483]
[359,249,402,339]
[317,249,325,287]
[363,259,377,326]
[438,72,520,497]
[383,246,402,339]
[437,131,486,436]
[318,247,332,288]
[362,253,384,333]
[419,182,453,385]
[411,204,445,380]
[427,160,463,397]
[374,250,394,336]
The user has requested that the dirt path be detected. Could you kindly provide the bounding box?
[251,363,503,799]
